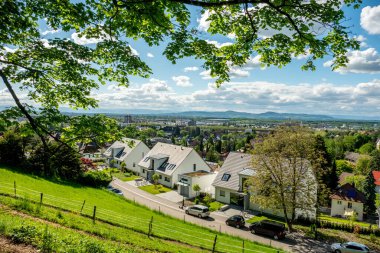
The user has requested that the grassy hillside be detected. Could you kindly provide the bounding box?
[0,166,284,253]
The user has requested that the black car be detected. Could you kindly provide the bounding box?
[111,188,123,195]
[225,215,245,229]
[249,220,286,240]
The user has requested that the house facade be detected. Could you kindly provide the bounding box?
[177,171,216,198]
[212,152,253,210]
[104,138,150,174]
[330,183,365,221]
[213,152,317,220]
[138,142,211,189]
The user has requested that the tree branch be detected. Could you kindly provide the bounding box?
[0,69,49,151]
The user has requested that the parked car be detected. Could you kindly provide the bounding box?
[225,215,245,229]
[111,188,123,195]
[249,220,286,240]
[185,205,210,218]
[330,242,370,253]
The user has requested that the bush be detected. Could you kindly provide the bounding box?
[10,225,38,244]
[78,171,112,187]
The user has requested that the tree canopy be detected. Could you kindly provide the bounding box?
[1,0,362,154]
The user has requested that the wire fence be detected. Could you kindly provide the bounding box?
[0,180,283,253]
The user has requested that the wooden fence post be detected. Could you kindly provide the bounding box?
[148,216,154,238]
[242,240,244,253]
[80,200,86,214]
[92,206,96,224]
[40,193,43,206]
[212,235,217,253]
[14,181,16,198]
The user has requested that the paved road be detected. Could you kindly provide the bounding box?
[111,178,329,253]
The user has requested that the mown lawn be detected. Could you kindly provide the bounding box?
[112,171,140,182]
[138,184,172,194]
[0,166,285,253]
[319,214,372,228]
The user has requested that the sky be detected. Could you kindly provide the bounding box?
[1,1,380,118]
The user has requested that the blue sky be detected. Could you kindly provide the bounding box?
[1,1,380,117]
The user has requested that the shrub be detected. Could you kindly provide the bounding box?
[78,171,112,187]
[10,225,38,244]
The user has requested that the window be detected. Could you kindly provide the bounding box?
[348,202,352,208]
[193,164,196,172]
[337,200,342,205]
[220,190,225,197]
[221,173,231,181]
[142,169,145,173]
[133,162,136,167]
[165,177,170,182]
[159,175,162,179]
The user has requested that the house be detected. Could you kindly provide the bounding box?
[376,138,380,150]
[177,170,216,198]
[344,152,360,164]
[372,171,380,194]
[330,183,366,221]
[138,143,211,190]
[212,152,253,210]
[213,152,317,220]
[339,172,354,185]
[104,138,150,174]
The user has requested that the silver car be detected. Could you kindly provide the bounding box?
[185,205,210,218]
[331,242,370,253]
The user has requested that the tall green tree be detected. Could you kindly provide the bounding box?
[369,150,380,172]
[363,171,376,215]
[249,127,320,231]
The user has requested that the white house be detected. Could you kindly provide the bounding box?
[104,138,150,174]
[376,138,380,150]
[213,152,317,220]
[138,142,211,189]
[330,183,365,221]
[177,171,216,198]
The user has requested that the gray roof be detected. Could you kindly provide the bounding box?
[212,152,253,191]
[138,142,200,176]
[239,168,255,177]
[103,138,143,160]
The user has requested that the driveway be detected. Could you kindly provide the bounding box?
[111,178,329,253]
[156,190,183,203]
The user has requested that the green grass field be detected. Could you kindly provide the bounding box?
[0,166,284,253]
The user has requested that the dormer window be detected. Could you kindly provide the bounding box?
[221,173,231,181]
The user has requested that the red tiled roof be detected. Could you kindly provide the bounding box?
[330,183,366,203]
[372,171,380,186]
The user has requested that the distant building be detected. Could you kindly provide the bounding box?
[124,115,133,124]
[344,152,360,164]
[330,183,365,221]
[372,171,380,194]
[339,172,354,185]
[376,139,380,150]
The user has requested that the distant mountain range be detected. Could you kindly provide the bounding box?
[1,106,379,121]
[156,110,335,121]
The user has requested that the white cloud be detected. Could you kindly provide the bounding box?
[353,35,368,48]
[172,75,193,87]
[200,70,213,80]
[41,29,61,36]
[129,46,139,56]
[184,66,199,72]
[197,10,212,32]
[3,77,380,116]
[205,40,233,48]
[229,68,249,78]
[360,5,380,34]
[323,48,380,74]
[244,55,264,69]
[147,53,154,58]
[71,32,105,45]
